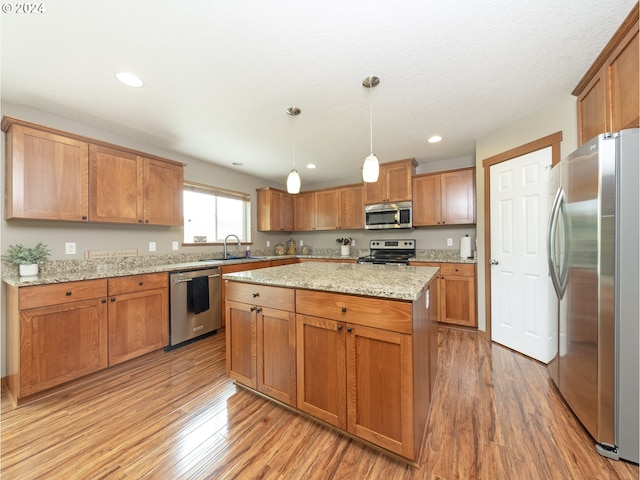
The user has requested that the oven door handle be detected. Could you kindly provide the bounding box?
[173,273,220,284]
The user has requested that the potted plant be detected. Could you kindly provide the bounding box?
[3,242,51,276]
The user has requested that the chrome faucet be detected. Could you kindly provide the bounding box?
[223,234,241,259]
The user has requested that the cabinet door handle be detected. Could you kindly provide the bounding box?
[138,219,144,224]
[101,298,107,303]
[253,293,260,298]
[341,306,347,313]
[66,291,72,296]
[250,307,255,312]
[337,325,343,331]
[347,327,352,333]
[110,297,116,302]
[81,215,87,221]
[256,308,262,313]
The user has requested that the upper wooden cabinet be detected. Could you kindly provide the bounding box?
[413,167,476,226]
[315,189,339,230]
[363,158,417,204]
[257,187,293,231]
[574,4,639,144]
[3,117,184,225]
[293,191,316,231]
[337,184,364,229]
[4,123,90,221]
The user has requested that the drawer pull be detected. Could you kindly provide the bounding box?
[66,291,72,296]
[253,293,260,298]
[139,281,144,286]
[341,306,347,313]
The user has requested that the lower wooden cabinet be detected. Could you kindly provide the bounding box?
[107,273,169,366]
[5,279,109,403]
[5,273,169,405]
[296,314,414,456]
[225,282,297,406]
[412,262,477,327]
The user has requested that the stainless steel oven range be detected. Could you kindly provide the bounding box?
[357,239,416,265]
[167,267,222,349]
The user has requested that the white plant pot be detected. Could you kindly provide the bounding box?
[341,245,350,257]
[19,264,39,277]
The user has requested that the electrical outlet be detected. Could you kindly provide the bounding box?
[267,241,271,247]
[149,241,156,252]
[351,239,356,247]
[299,240,304,246]
[172,241,179,251]
[447,238,453,247]
[65,242,76,255]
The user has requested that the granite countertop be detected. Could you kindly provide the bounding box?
[2,250,472,288]
[223,262,439,301]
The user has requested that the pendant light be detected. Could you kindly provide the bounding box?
[362,75,380,183]
[286,107,301,194]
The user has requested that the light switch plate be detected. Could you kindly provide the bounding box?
[172,241,179,251]
[149,242,156,252]
[65,242,76,254]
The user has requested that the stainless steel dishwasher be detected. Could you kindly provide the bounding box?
[168,267,222,348]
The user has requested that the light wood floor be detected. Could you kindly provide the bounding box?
[2,327,638,479]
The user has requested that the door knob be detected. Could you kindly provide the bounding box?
[489,259,499,265]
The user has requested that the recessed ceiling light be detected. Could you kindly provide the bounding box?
[427,135,443,143]
[115,72,144,88]
[306,163,317,169]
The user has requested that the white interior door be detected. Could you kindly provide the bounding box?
[490,147,554,363]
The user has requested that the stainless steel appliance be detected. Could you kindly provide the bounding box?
[547,129,638,462]
[364,201,412,229]
[168,267,222,348]
[357,239,416,265]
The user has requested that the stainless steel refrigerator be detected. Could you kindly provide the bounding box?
[547,128,638,463]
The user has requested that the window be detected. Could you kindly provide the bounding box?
[183,182,251,244]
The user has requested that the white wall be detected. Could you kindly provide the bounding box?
[474,95,579,332]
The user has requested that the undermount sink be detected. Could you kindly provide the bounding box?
[200,256,267,262]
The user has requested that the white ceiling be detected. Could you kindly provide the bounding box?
[1,1,636,187]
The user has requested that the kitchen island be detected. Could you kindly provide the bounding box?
[223,262,439,463]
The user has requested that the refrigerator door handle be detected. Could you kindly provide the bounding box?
[547,186,565,299]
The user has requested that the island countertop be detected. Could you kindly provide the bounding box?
[223,262,438,301]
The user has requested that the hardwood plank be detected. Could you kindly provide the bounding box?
[2,328,638,479]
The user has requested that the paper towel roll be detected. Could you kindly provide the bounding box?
[460,235,472,258]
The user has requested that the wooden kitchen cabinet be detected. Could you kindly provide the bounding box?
[293,191,316,231]
[315,188,339,230]
[574,4,639,145]
[5,279,109,404]
[107,272,169,365]
[257,187,293,231]
[90,145,183,225]
[412,262,477,327]
[2,117,184,226]
[225,282,297,406]
[297,314,413,457]
[3,122,90,221]
[221,260,276,326]
[413,167,476,226]
[363,158,417,204]
[337,184,364,229]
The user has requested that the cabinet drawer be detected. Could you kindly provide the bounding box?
[296,290,412,334]
[19,279,108,310]
[226,281,295,311]
[108,272,168,295]
[440,263,475,277]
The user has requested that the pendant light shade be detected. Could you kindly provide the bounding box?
[362,153,379,183]
[286,107,301,194]
[287,168,301,194]
[362,76,380,183]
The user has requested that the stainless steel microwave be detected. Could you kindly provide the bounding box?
[364,201,412,229]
